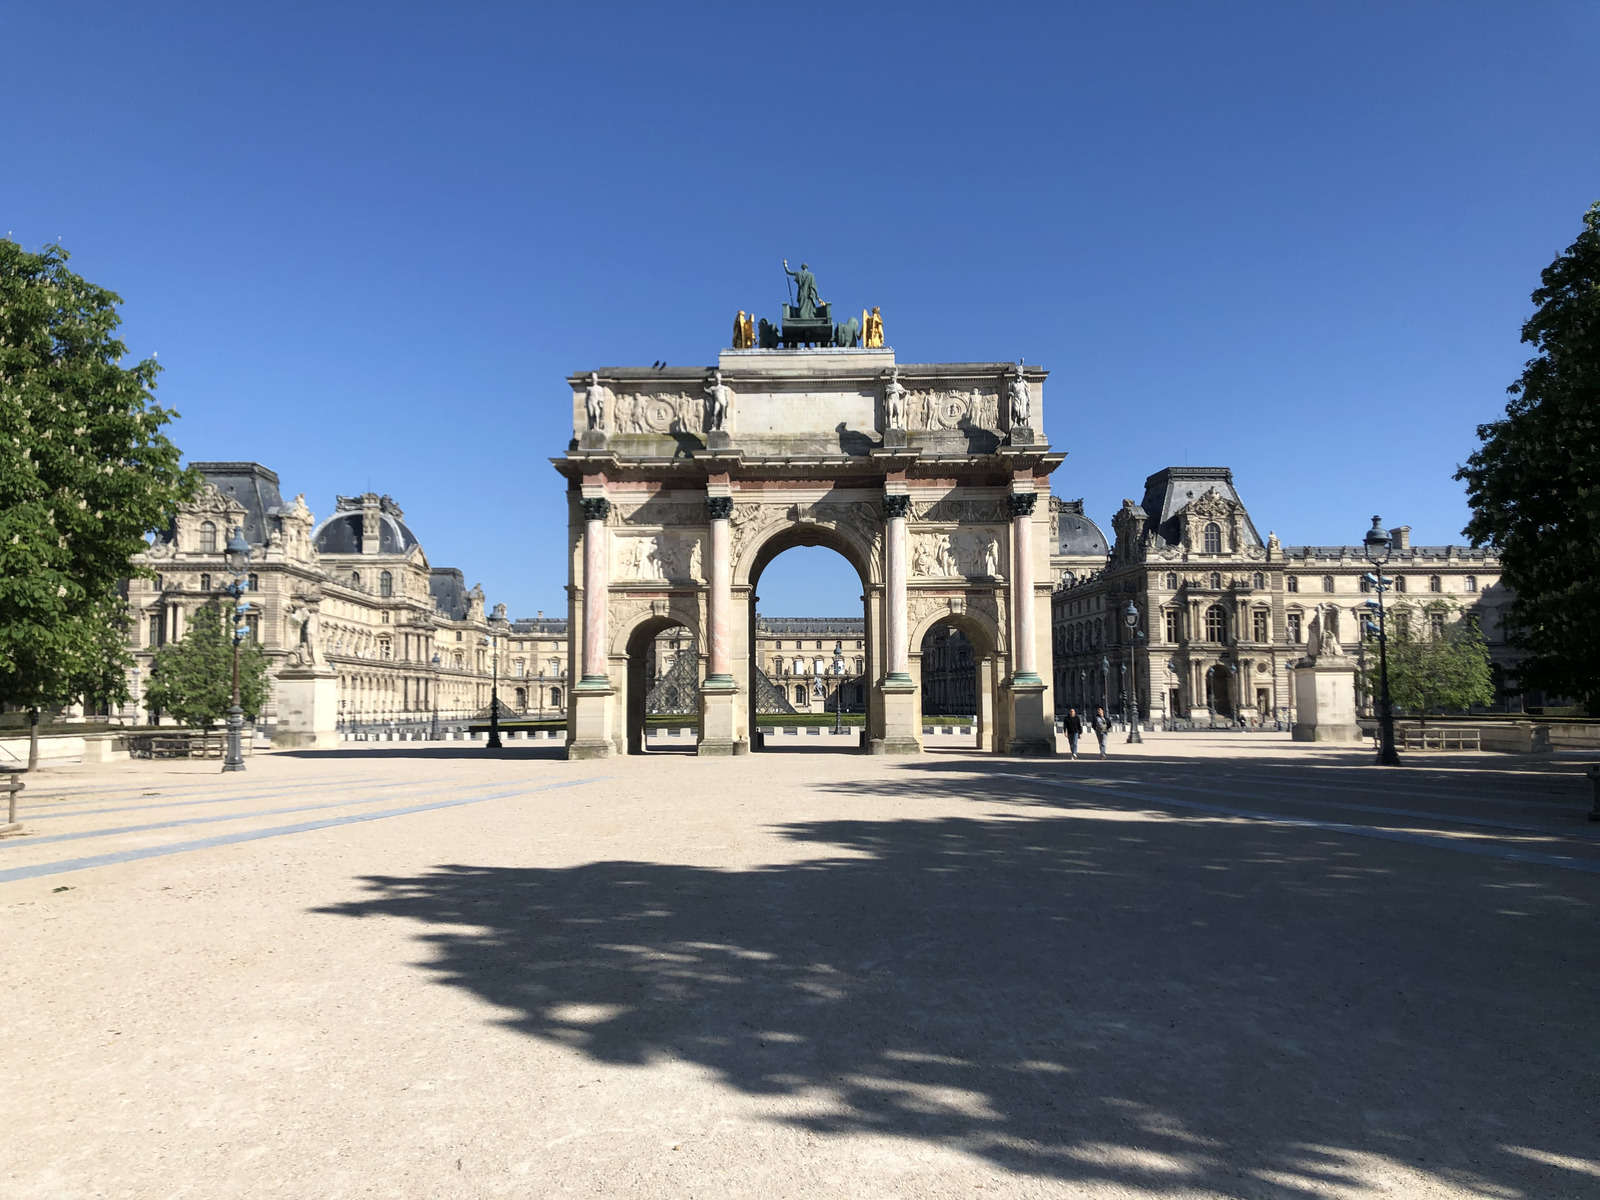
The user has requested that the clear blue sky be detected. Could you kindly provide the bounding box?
[5,2,1597,617]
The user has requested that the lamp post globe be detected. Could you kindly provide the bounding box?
[221,528,251,773]
[1122,601,1143,744]
[1362,515,1403,766]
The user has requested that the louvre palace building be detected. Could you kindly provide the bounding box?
[123,463,570,745]
[1050,466,1514,725]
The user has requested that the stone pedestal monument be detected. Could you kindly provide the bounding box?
[553,264,1063,758]
[1291,605,1361,743]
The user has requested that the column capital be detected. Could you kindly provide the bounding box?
[706,495,734,521]
[882,493,912,519]
[1007,492,1037,518]
[579,497,611,522]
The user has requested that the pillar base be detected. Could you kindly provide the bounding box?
[567,678,615,760]
[1005,677,1056,757]
[698,679,746,757]
[876,675,921,754]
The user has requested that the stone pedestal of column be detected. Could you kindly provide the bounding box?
[1003,489,1055,755]
[1291,659,1361,742]
[698,494,746,755]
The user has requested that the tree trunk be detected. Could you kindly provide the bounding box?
[27,707,40,771]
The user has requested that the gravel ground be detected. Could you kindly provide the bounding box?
[2,737,1597,1199]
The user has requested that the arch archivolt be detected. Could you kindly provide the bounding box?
[731,496,883,589]
[907,590,1005,658]
[607,592,705,659]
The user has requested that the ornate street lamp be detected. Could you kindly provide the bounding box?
[1363,516,1403,766]
[1123,600,1144,744]
[221,527,251,772]
[1226,660,1240,731]
[430,653,442,740]
[1099,655,1110,719]
[482,633,502,749]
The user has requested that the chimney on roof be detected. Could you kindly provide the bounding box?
[1389,525,1411,551]
[360,493,381,555]
[537,610,543,619]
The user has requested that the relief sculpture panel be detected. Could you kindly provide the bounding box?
[904,389,1001,433]
[611,392,705,436]
[614,533,704,582]
[911,529,1004,579]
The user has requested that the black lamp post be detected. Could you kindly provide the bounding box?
[1226,660,1240,731]
[1363,515,1403,766]
[1123,600,1144,743]
[483,633,502,749]
[430,652,441,740]
[221,528,251,773]
[1099,655,1110,719]
[831,640,847,733]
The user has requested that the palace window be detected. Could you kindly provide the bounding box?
[1287,612,1303,643]
[515,688,527,710]
[1430,611,1446,639]
[199,521,217,553]
[149,614,163,647]
[1203,522,1222,554]
[199,573,211,592]
[1164,610,1180,643]
[1205,604,1227,643]
[1165,573,1177,590]
[1253,609,1269,642]
[1359,576,1371,593]
[247,574,258,591]
[1430,575,1442,593]
[1287,575,1299,593]
[1210,573,1222,590]
[1322,575,1335,592]
[795,685,807,706]
[550,687,561,707]
[351,572,361,589]
[1094,618,1103,646]
[1253,572,1264,590]
[380,571,393,598]
[1465,575,1478,592]
[381,610,389,623]
[1395,576,1407,593]
[456,631,463,641]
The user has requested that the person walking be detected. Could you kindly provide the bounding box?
[1064,707,1082,759]
[1091,706,1111,758]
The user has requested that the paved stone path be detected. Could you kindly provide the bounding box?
[2,739,1596,1198]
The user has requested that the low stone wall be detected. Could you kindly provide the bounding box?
[0,733,129,766]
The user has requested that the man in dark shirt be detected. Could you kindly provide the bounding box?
[1064,707,1083,759]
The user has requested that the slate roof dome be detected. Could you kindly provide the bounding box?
[311,509,421,555]
[1057,509,1108,557]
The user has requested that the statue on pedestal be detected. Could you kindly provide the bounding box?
[864,306,884,348]
[703,369,732,433]
[1008,365,1032,427]
[584,372,606,430]
[884,367,906,430]
[783,259,819,319]
[732,310,755,349]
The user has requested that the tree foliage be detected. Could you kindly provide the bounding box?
[1457,201,1600,710]
[143,600,269,728]
[0,240,197,714]
[1365,603,1494,718]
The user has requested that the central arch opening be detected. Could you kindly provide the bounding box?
[625,617,701,754]
[747,540,869,753]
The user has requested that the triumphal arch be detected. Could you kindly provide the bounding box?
[553,274,1063,758]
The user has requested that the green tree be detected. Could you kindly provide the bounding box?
[1366,603,1494,720]
[0,239,198,764]
[1457,200,1600,711]
[143,600,269,729]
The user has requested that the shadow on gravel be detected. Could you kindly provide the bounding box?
[316,765,1597,1198]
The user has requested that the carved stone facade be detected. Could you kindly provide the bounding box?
[1051,466,1515,725]
[124,463,568,744]
[558,346,1062,758]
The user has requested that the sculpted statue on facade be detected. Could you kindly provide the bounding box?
[1008,366,1031,427]
[703,369,732,433]
[783,259,819,319]
[864,306,884,348]
[732,310,755,349]
[884,367,906,431]
[585,372,606,431]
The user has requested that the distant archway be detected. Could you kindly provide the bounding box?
[623,616,700,754]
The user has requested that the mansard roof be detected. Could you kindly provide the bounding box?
[429,568,471,620]
[190,462,284,547]
[757,616,866,635]
[312,509,421,556]
[1139,466,1263,548]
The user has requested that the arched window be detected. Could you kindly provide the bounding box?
[1210,573,1222,590]
[351,572,362,589]
[795,684,807,706]
[1287,575,1299,593]
[1253,572,1264,590]
[1430,575,1442,593]
[1165,573,1178,590]
[379,571,393,598]
[199,573,211,592]
[1465,575,1478,592]
[1203,522,1222,554]
[1205,604,1228,642]
[854,656,864,673]
[550,687,561,708]
[1322,575,1335,592]
[514,658,525,676]
[199,521,217,553]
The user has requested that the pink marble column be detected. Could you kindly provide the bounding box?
[884,493,911,682]
[706,495,734,682]
[579,496,610,682]
[1010,491,1042,683]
